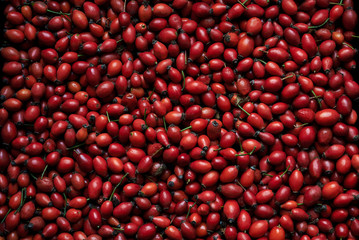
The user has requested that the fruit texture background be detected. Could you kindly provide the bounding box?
[1,0,359,240]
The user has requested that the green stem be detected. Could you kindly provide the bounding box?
[186,200,197,219]
[343,42,355,50]
[151,147,164,157]
[123,0,127,12]
[146,176,155,183]
[163,117,167,131]
[257,59,267,65]
[351,35,359,38]
[236,152,248,157]
[294,122,308,128]
[238,0,248,9]
[1,208,11,223]
[237,104,250,116]
[280,165,290,177]
[329,2,344,5]
[30,173,37,180]
[308,18,329,29]
[237,146,256,156]
[41,165,48,180]
[63,193,67,216]
[262,173,273,177]
[181,71,186,91]
[236,180,246,191]
[109,173,129,201]
[106,111,111,122]
[147,87,155,100]
[297,202,304,206]
[213,148,222,151]
[238,139,243,152]
[249,146,256,155]
[66,142,86,150]
[281,73,295,81]
[311,90,322,98]
[180,126,192,132]
[311,90,322,108]
[15,188,25,214]
[113,227,124,231]
[47,9,71,15]
[170,216,175,225]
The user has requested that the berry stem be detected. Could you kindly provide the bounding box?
[182,71,186,91]
[15,188,25,214]
[238,0,248,9]
[237,104,250,116]
[186,200,197,219]
[280,165,290,177]
[66,142,86,150]
[308,18,329,29]
[106,111,111,122]
[46,9,71,15]
[180,126,192,132]
[151,147,164,157]
[41,165,48,180]
[109,173,129,201]
[163,116,167,131]
[63,193,67,216]
[1,208,11,223]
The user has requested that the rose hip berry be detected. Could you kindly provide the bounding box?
[0,0,359,239]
